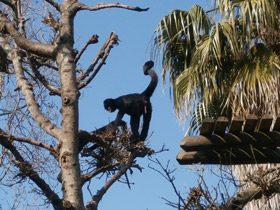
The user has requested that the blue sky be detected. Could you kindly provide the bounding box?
[74,1,223,210]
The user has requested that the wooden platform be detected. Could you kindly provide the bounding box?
[177,115,280,165]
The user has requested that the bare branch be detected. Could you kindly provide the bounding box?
[15,2,60,96]
[224,167,280,210]
[77,32,118,89]
[76,2,149,13]
[0,12,55,58]
[86,152,138,210]
[7,134,57,157]
[27,55,61,96]
[75,34,99,64]
[11,49,61,138]
[0,129,63,210]
[149,158,186,208]
[81,162,119,185]
[78,121,125,152]
[44,0,60,11]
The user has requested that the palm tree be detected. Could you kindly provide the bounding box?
[153,1,280,209]
[154,2,280,127]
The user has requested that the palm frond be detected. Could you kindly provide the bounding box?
[173,20,240,118]
[227,43,280,117]
[218,0,279,39]
[154,5,211,85]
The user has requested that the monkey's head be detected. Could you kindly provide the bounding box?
[143,60,154,75]
[104,99,116,112]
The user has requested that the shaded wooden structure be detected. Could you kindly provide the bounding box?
[177,115,280,165]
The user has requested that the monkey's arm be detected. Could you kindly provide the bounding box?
[113,111,125,128]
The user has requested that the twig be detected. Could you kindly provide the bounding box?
[27,55,61,95]
[81,162,119,185]
[149,158,186,208]
[124,172,132,189]
[8,134,57,157]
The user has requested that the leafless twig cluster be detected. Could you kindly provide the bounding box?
[149,159,280,210]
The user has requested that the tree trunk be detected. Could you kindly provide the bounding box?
[56,1,84,208]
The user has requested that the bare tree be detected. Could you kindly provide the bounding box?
[0,1,154,210]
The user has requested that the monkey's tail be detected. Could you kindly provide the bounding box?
[143,60,154,75]
[142,61,158,98]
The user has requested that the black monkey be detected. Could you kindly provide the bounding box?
[104,61,158,142]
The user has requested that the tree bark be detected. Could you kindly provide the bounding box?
[56,1,84,208]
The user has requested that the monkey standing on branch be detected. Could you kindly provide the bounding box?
[104,60,158,143]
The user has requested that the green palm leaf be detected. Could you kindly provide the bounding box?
[154,5,211,85]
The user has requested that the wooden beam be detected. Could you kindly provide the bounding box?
[258,115,273,132]
[243,115,258,132]
[200,118,215,135]
[214,117,229,134]
[228,117,243,133]
[177,148,280,165]
[180,132,280,151]
[176,150,213,165]
[273,115,280,131]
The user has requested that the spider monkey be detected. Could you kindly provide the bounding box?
[104,60,158,142]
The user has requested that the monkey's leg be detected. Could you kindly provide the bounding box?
[140,105,152,141]
[130,115,140,142]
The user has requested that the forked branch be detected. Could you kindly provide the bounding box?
[77,32,119,89]
[75,34,99,64]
